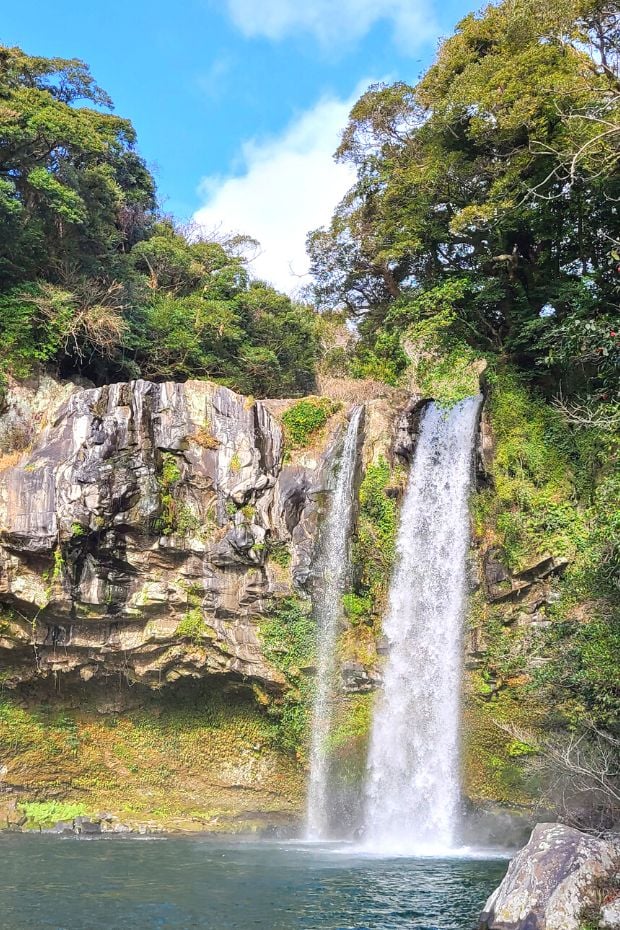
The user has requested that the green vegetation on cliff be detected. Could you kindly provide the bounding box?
[463,368,619,817]
[477,370,619,727]
[259,597,316,761]
[0,684,303,831]
[281,398,340,449]
[353,458,401,612]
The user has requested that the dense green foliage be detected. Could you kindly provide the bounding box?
[309,0,619,411]
[259,597,316,759]
[472,369,619,734]
[0,47,155,287]
[353,457,400,609]
[477,370,589,570]
[281,398,340,448]
[0,47,319,396]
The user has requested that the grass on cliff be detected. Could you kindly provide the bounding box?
[476,369,589,571]
[281,398,340,449]
[462,674,544,808]
[0,683,303,830]
[467,365,620,810]
[258,596,316,761]
[353,457,403,613]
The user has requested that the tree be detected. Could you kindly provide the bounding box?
[0,45,156,287]
[0,48,320,397]
[308,0,619,400]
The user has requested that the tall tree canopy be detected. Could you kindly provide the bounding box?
[308,0,619,400]
[0,47,319,397]
[0,46,156,285]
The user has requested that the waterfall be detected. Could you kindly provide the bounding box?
[363,397,482,855]
[306,405,363,840]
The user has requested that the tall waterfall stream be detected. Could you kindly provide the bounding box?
[306,405,363,839]
[363,397,482,855]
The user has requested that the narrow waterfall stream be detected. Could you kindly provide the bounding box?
[306,405,363,839]
[363,397,482,855]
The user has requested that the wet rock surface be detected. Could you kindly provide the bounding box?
[479,823,620,930]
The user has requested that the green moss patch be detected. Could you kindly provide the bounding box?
[281,398,340,449]
[0,684,303,831]
[19,800,88,828]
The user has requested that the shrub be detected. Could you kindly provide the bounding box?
[193,424,220,450]
[341,593,372,625]
[281,398,340,449]
[175,609,205,644]
[155,453,200,537]
[267,541,292,568]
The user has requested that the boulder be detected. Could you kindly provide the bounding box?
[479,822,620,930]
[601,897,620,929]
[392,396,428,462]
[341,660,378,693]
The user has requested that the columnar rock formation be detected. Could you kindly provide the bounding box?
[0,379,330,690]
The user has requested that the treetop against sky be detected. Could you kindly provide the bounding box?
[4,0,472,292]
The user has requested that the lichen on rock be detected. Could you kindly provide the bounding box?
[479,823,620,930]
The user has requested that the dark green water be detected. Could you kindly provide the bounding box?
[0,835,507,930]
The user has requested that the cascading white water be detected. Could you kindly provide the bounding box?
[306,405,363,840]
[363,396,482,855]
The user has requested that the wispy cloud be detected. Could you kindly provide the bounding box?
[195,55,235,99]
[222,0,437,50]
[193,88,365,294]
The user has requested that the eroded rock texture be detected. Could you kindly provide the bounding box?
[479,823,620,930]
[0,379,333,690]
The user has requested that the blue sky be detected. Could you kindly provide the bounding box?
[6,0,476,291]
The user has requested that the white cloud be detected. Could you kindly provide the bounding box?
[222,0,436,49]
[193,91,362,294]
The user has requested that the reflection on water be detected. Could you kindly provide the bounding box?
[0,835,508,930]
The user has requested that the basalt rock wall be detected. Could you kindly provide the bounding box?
[0,378,338,693]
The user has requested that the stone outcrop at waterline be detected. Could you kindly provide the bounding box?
[479,823,620,930]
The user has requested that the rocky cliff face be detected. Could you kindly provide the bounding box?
[0,374,406,832]
[0,378,342,693]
